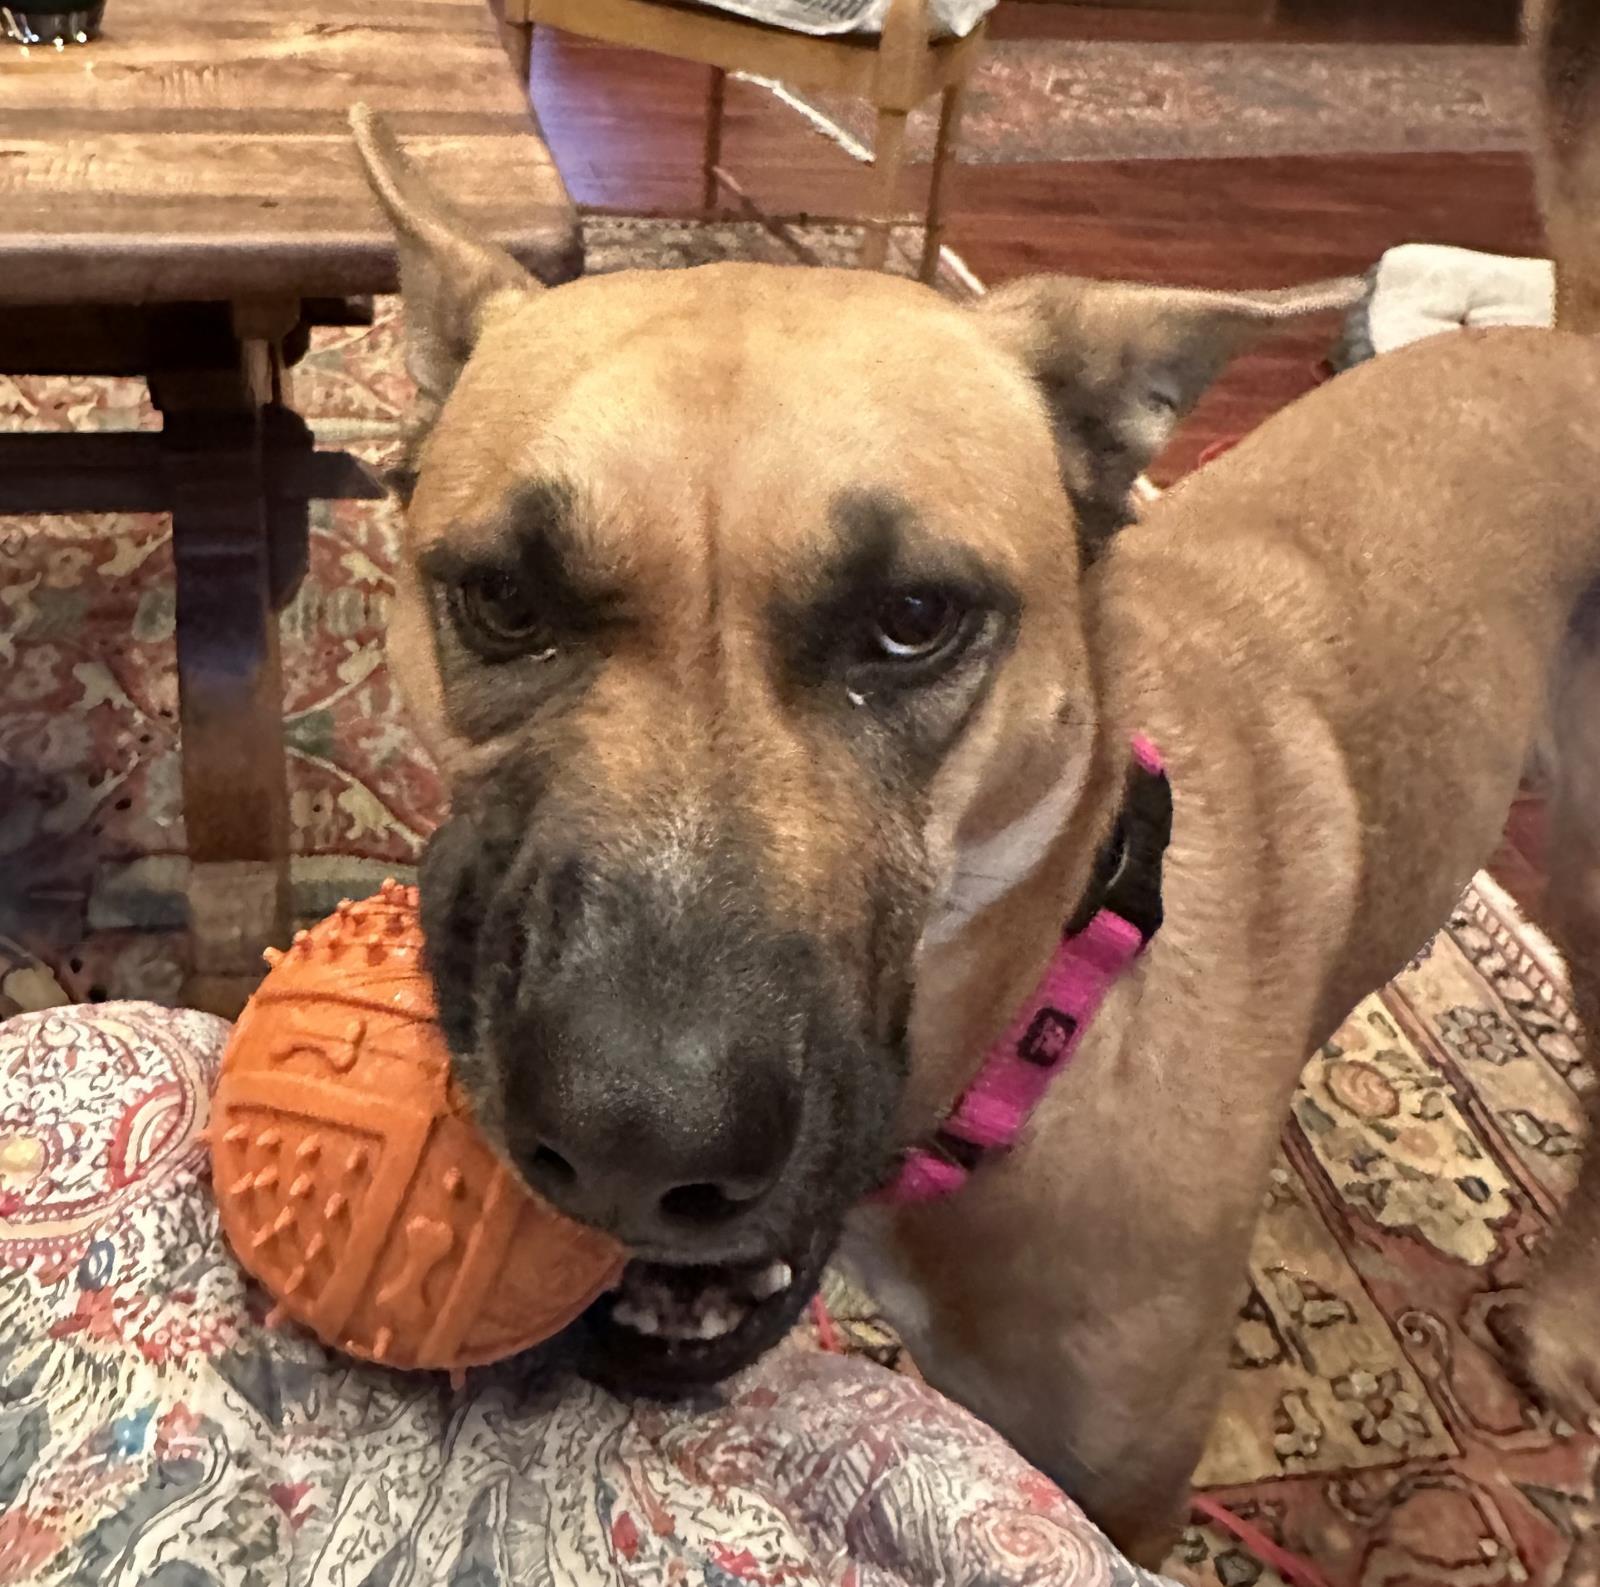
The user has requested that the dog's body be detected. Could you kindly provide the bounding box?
[351,0,1600,1561]
[851,327,1600,1549]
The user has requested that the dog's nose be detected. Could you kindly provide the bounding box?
[512,1033,800,1248]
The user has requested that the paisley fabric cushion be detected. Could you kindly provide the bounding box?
[0,1001,1171,1587]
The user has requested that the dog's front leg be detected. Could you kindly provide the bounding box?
[847,1152,1268,1565]
[978,1280,1242,1568]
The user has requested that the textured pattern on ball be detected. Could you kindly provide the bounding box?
[210,881,625,1372]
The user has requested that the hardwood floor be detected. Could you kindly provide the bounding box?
[992,0,1519,44]
[939,151,1543,479]
[527,1,1550,918]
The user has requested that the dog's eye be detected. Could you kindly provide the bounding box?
[871,590,963,661]
[449,572,555,663]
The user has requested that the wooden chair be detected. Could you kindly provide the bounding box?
[505,0,987,282]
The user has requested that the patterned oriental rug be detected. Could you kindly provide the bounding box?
[2,215,1594,1587]
[779,40,1530,165]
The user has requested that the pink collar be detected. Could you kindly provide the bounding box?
[873,736,1171,1206]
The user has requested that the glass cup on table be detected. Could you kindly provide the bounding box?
[2,1,105,45]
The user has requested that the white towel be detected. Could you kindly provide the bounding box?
[1366,242,1555,353]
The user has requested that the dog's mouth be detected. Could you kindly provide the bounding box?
[580,1232,830,1394]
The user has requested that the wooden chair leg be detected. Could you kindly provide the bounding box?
[704,66,727,215]
[862,106,909,272]
[919,83,966,284]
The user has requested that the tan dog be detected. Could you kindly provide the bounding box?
[348,1,1600,1560]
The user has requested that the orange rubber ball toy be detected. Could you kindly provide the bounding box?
[209,880,626,1377]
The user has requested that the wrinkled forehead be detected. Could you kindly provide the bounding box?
[408,264,1068,587]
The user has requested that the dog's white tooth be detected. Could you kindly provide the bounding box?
[696,1309,736,1339]
[749,1260,793,1299]
[614,1303,661,1336]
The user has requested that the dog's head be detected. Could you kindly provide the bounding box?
[352,108,1356,1391]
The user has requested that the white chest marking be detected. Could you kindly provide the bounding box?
[921,768,1084,949]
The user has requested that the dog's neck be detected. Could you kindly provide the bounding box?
[904,720,1128,1139]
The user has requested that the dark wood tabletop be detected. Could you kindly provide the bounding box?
[0,0,578,304]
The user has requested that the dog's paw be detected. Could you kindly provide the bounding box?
[1489,1292,1600,1430]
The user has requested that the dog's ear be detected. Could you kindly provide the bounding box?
[976,275,1365,555]
[349,104,538,431]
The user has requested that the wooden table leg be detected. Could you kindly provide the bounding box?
[509,18,534,87]
[151,331,295,1017]
[494,0,534,91]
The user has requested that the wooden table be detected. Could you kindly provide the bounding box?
[0,0,581,1014]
